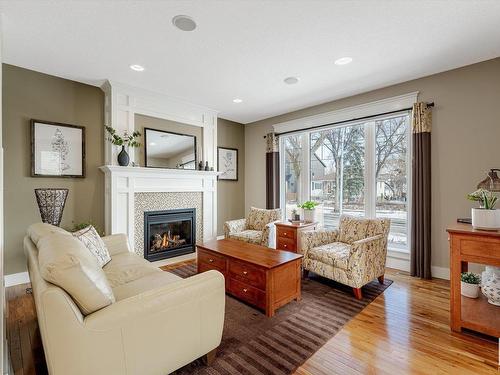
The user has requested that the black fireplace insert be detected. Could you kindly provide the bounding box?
[143,208,196,262]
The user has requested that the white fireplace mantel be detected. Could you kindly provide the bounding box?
[100,165,220,253]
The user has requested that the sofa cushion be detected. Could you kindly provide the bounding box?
[27,222,69,246]
[246,207,281,231]
[37,233,115,315]
[308,242,351,270]
[73,226,111,267]
[111,271,182,301]
[338,215,370,244]
[103,252,162,288]
[229,230,263,245]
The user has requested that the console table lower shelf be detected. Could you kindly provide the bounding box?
[197,239,303,317]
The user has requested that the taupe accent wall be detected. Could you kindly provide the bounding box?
[244,57,500,272]
[3,64,104,275]
[217,118,245,235]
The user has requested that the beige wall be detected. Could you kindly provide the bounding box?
[217,118,245,235]
[3,64,104,275]
[245,57,500,271]
[134,114,202,167]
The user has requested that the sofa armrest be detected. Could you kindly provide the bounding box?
[349,234,387,285]
[299,229,339,256]
[224,218,246,238]
[262,220,280,248]
[84,270,225,373]
[101,233,131,256]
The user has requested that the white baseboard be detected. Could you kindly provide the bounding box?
[4,271,30,287]
[431,266,450,280]
[216,235,225,240]
[386,256,410,272]
[151,253,197,268]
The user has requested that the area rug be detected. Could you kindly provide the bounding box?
[168,263,392,375]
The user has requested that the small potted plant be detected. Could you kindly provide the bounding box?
[460,272,481,298]
[105,126,141,166]
[467,188,499,230]
[298,201,319,223]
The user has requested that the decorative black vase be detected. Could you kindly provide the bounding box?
[117,146,129,166]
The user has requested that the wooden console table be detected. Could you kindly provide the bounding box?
[447,224,500,337]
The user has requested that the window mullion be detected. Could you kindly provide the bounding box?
[365,122,376,218]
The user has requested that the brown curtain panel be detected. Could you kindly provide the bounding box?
[266,133,280,209]
[410,102,432,279]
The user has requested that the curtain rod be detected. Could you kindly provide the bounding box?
[263,102,434,138]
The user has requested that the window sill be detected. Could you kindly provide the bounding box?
[388,247,410,260]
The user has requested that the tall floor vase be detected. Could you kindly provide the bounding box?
[34,188,69,226]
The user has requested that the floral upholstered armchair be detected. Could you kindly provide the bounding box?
[224,207,282,248]
[300,215,390,299]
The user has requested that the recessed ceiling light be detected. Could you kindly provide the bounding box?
[334,57,353,65]
[284,76,299,85]
[130,64,145,72]
[172,15,197,31]
[233,98,243,103]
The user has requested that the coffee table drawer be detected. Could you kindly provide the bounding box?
[229,278,265,309]
[229,260,266,289]
[198,249,226,270]
[277,237,296,252]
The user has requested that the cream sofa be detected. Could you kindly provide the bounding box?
[300,215,390,299]
[224,207,281,248]
[24,223,225,375]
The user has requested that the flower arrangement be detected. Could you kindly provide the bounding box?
[105,126,141,148]
[467,188,497,209]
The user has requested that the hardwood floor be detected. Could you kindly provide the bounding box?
[6,267,499,374]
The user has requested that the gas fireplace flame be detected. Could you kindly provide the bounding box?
[151,231,187,252]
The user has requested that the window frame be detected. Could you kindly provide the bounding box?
[279,110,412,254]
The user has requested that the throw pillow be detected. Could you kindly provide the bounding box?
[73,226,111,267]
[38,233,115,315]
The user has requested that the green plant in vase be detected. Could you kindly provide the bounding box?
[460,272,480,298]
[298,201,319,223]
[467,188,499,230]
[105,126,141,166]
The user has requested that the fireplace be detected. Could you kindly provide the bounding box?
[143,208,196,262]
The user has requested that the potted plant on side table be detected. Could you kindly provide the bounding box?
[298,201,319,223]
[460,272,480,298]
[105,126,141,166]
[467,188,499,230]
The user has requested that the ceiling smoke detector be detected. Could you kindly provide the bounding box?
[130,64,145,71]
[284,76,299,85]
[172,15,197,31]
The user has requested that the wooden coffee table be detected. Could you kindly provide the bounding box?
[197,239,303,317]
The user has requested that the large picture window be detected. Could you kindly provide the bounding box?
[280,112,411,252]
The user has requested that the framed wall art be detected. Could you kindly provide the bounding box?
[217,147,238,181]
[31,119,86,178]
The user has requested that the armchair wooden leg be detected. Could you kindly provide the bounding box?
[202,348,217,366]
[353,288,362,300]
[303,269,309,279]
[378,275,385,284]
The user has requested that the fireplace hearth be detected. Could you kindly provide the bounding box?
[144,208,196,262]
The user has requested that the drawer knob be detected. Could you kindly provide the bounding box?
[209,259,214,263]
[243,288,248,293]
[243,271,248,275]
[284,232,287,236]
[284,244,287,248]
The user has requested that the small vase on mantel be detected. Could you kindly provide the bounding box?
[117,146,130,167]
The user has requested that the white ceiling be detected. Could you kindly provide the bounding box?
[1,1,500,124]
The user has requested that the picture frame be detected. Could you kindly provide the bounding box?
[217,147,238,181]
[31,119,86,178]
